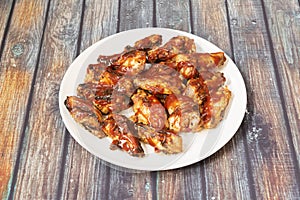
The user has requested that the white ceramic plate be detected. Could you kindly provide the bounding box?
[59,28,247,171]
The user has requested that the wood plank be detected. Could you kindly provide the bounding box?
[10,0,83,199]
[60,0,155,199]
[59,1,118,199]
[0,0,49,198]
[154,1,196,199]
[190,0,253,199]
[227,0,300,198]
[262,0,300,167]
[105,1,155,199]
[119,0,154,31]
[155,0,191,31]
[0,0,14,52]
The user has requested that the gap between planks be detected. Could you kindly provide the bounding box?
[7,0,52,199]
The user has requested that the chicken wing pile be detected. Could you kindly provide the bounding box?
[64,34,231,157]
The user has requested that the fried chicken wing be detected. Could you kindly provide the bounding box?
[164,94,200,132]
[64,96,105,138]
[133,64,184,95]
[102,114,144,157]
[136,124,182,154]
[131,89,167,130]
[147,36,196,62]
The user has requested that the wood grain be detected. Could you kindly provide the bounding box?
[59,0,118,199]
[155,0,191,31]
[227,0,300,198]
[189,1,253,199]
[154,1,194,199]
[118,0,154,31]
[0,0,14,52]
[0,0,49,198]
[0,0,299,199]
[10,0,83,199]
[61,0,155,199]
[262,0,300,167]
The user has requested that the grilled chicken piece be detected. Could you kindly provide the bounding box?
[125,34,163,51]
[184,75,213,129]
[92,50,146,88]
[96,69,121,86]
[136,124,182,154]
[166,52,226,72]
[184,71,231,129]
[77,76,136,114]
[97,50,146,75]
[110,50,146,76]
[77,82,113,100]
[98,51,146,86]
[134,64,184,95]
[131,89,167,130]
[76,82,113,114]
[200,71,231,129]
[98,35,162,64]
[147,36,196,63]
[85,62,108,83]
[162,60,199,80]
[64,96,105,138]
[164,94,200,132]
[110,75,136,112]
[102,114,144,157]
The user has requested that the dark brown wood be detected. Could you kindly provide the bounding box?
[10,0,83,199]
[262,0,300,167]
[190,0,253,199]
[0,0,299,199]
[59,0,119,198]
[155,0,191,31]
[154,1,194,199]
[227,0,300,198]
[0,0,49,198]
[119,0,154,31]
[0,0,14,52]
[60,0,155,199]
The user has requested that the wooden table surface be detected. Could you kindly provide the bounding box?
[0,0,299,199]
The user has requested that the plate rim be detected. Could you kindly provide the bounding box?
[59,27,247,171]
